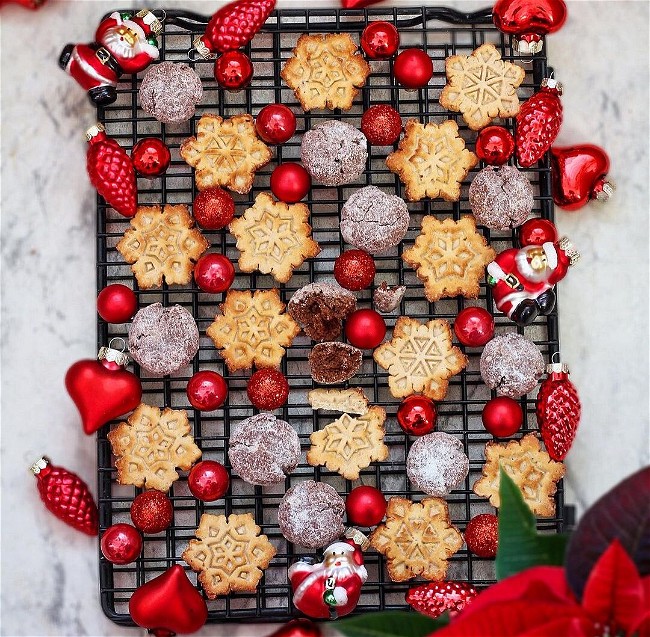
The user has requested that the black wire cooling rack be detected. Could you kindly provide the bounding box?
[94,5,573,626]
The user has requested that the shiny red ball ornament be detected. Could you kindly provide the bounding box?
[129,564,208,637]
[188,460,230,502]
[194,253,235,294]
[255,104,297,144]
[97,284,137,323]
[393,49,433,89]
[397,395,437,436]
[100,523,142,564]
[482,396,523,437]
[454,307,494,348]
[334,249,376,291]
[518,217,559,247]
[361,105,402,146]
[361,21,400,59]
[186,370,228,411]
[465,513,499,558]
[345,309,386,349]
[130,490,174,534]
[346,485,387,527]
[214,50,253,90]
[406,581,478,618]
[131,138,171,178]
[192,187,235,230]
[267,619,322,637]
[475,126,515,165]
[270,163,311,203]
[247,368,290,410]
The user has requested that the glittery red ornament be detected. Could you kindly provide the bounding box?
[334,249,376,291]
[188,460,230,502]
[406,581,478,618]
[361,21,400,59]
[97,284,137,323]
[192,187,235,230]
[393,49,433,89]
[482,396,523,437]
[255,104,297,144]
[346,485,387,527]
[361,105,402,146]
[465,513,499,558]
[454,307,494,348]
[130,490,174,534]
[214,50,254,90]
[131,138,171,178]
[247,368,290,410]
[270,163,312,203]
[475,126,515,165]
[345,309,386,349]
[397,395,437,436]
[100,523,142,564]
[186,370,228,411]
[518,218,559,247]
[194,253,235,294]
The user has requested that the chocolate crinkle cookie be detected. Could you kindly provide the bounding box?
[373,281,407,313]
[288,282,357,342]
[480,332,544,398]
[309,342,363,384]
[340,186,410,254]
[300,120,367,186]
[278,481,345,548]
[469,165,534,230]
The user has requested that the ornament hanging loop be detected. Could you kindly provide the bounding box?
[109,337,127,353]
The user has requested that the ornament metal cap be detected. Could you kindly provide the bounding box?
[595,180,616,202]
[85,123,105,141]
[542,76,563,94]
[558,237,580,266]
[513,36,544,55]
[136,9,163,35]
[98,337,130,367]
[345,527,370,551]
[191,36,216,60]
[30,457,49,475]
[547,353,569,375]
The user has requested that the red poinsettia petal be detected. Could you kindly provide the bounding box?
[518,617,595,637]
[626,575,650,637]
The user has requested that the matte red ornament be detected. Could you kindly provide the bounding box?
[130,491,174,534]
[256,104,297,144]
[267,619,322,637]
[186,370,228,411]
[454,307,494,347]
[192,187,235,230]
[334,249,376,291]
[550,144,614,211]
[361,21,400,59]
[406,581,478,618]
[194,253,235,294]
[397,395,437,436]
[270,163,312,203]
[214,50,254,90]
[393,49,433,89]
[97,284,137,323]
[536,357,581,461]
[188,460,230,502]
[131,138,171,178]
[361,105,402,146]
[129,564,208,636]
[30,457,98,536]
[346,485,387,527]
[475,126,515,165]
[482,396,523,437]
[345,309,386,349]
[100,523,142,564]
[465,513,499,558]
[247,368,290,410]
[518,217,558,247]
[86,124,137,217]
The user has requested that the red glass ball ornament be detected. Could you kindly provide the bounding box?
[130,490,174,534]
[97,284,137,323]
[475,126,515,165]
[518,217,559,247]
[345,309,386,349]
[192,187,235,230]
[346,485,387,527]
[361,105,402,146]
[361,21,400,59]
[194,253,235,294]
[454,307,495,348]
[393,49,433,89]
[188,460,229,502]
[255,104,297,144]
[397,395,437,436]
[186,370,228,411]
[270,163,311,203]
[247,368,290,410]
[465,513,499,558]
[100,523,142,564]
[334,249,376,291]
[482,396,523,437]
[131,138,171,178]
[214,50,253,90]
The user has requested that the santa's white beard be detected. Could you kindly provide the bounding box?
[103,29,143,59]
[515,249,551,283]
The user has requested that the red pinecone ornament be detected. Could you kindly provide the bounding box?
[31,457,99,536]
[86,124,137,218]
[516,77,563,168]
[536,358,581,461]
[406,581,478,618]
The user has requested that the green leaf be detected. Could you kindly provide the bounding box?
[336,610,449,637]
[495,467,569,580]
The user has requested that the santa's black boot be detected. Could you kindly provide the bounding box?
[88,85,118,106]
[537,289,557,315]
[59,44,74,69]
[511,300,539,326]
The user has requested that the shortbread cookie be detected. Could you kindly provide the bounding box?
[370,497,463,582]
[207,289,300,373]
[307,406,388,480]
[308,388,369,415]
[182,513,276,598]
[386,119,478,202]
[309,342,363,384]
[402,216,496,302]
[281,33,370,111]
[440,43,526,130]
[116,205,208,289]
[374,317,467,400]
[373,281,407,313]
[107,403,201,492]
[473,433,565,517]
[180,114,272,193]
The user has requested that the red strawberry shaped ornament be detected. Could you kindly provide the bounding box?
[406,581,478,618]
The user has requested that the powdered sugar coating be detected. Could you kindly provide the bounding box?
[373,281,407,313]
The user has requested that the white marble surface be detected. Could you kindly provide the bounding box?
[1,1,648,635]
